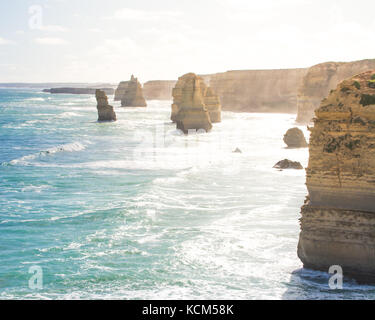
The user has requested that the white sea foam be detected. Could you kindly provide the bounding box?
[8,142,86,165]
[55,112,83,119]
[26,97,45,102]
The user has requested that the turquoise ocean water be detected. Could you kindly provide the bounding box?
[1,88,374,299]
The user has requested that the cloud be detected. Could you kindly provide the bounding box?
[106,8,181,22]
[34,37,69,45]
[0,37,15,45]
[39,25,68,32]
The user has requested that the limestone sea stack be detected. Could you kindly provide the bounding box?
[296,59,375,124]
[171,73,221,125]
[114,81,129,101]
[283,127,308,148]
[298,70,375,282]
[172,73,212,134]
[96,89,116,121]
[121,75,147,107]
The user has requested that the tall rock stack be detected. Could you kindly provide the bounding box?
[96,89,117,121]
[172,73,213,134]
[121,75,147,107]
[171,73,221,130]
[296,59,375,124]
[298,70,375,282]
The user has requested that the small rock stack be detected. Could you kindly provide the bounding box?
[96,89,116,122]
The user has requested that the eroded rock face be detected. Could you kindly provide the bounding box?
[298,70,375,282]
[121,75,147,107]
[296,59,375,123]
[171,73,221,126]
[172,73,212,134]
[273,159,303,170]
[96,89,116,121]
[284,127,308,148]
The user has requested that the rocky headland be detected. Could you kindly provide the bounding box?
[172,73,213,134]
[120,75,147,108]
[296,59,375,124]
[96,89,116,121]
[43,87,115,95]
[298,70,375,282]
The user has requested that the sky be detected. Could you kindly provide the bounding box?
[0,0,374,83]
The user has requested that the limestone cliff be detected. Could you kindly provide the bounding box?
[203,87,222,123]
[298,70,375,282]
[96,89,116,122]
[143,80,176,100]
[205,68,307,113]
[173,73,212,134]
[296,59,375,123]
[121,75,147,108]
[172,73,221,124]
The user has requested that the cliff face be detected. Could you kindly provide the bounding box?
[298,70,375,282]
[143,80,176,100]
[120,75,147,107]
[173,73,212,134]
[204,68,308,113]
[96,89,116,122]
[296,59,375,123]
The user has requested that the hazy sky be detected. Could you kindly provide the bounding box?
[0,0,374,83]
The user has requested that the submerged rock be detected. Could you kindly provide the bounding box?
[283,127,308,148]
[298,70,375,283]
[96,89,116,121]
[172,73,213,134]
[273,159,303,170]
[171,73,221,125]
